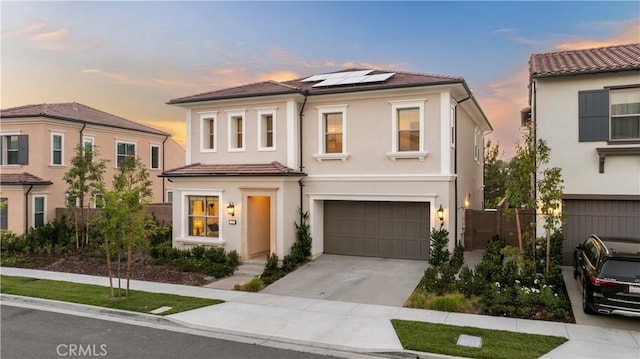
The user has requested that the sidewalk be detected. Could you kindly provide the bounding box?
[2,267,639,358]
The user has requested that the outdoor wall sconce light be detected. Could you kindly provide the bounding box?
[227,202,235,216]
[436,204,445,222]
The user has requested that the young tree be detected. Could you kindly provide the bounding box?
[484,140,508,208]
[538,167,564,275]
[63,144,108,248]
[99,156,152,298]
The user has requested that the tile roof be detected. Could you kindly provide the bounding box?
[160,161,306,177]
[529,43,640,78]
[168,69,465,104]
[0,102,170,136]
[0,173,53,185]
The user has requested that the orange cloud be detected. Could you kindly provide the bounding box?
[3,21,102,52]
[555,20,639,50]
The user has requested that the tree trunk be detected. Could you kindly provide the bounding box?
[126,240,132,298]
[545,228,551,276]
[85,208,90,246]
[74,210,79,250]
[104,238,114,298]
[515,208,523,253]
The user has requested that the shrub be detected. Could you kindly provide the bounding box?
[429,293,469,312]
[191,245,206,260]
[429,224,450,267]
[204,247,226,263]
[226,250,240,269]
[235,278,264,292]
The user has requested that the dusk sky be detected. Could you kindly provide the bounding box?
[2,1,639,158]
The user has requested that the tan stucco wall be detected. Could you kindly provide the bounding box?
[1,117,184,234]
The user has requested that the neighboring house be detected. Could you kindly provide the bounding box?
[162,69,492,262]
[527,43,640,263]
[0,102,185,235]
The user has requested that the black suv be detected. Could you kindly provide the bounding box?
[573,235,640,317]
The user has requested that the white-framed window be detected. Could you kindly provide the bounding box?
[187,195,220,238]
[387,99,427,161]
[83,136,95,158]
[474,128,483,163]
[199,111,217,152]
[93,193,104,209]
[51,132,64,165]
[150,144,161,170]
[610,87,640,141]
[65,192,80,208]
[257,108,277,151]
[227,110,246,151]
[32,195,46,228]
[313,105,349,162]
[0,197,8,231]
[166,190,173,203]
[450,102,456,148]
[116,140,136,167]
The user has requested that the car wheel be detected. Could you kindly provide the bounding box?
[582,283,595,315]
[573,263,579,279]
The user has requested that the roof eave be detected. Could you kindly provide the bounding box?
[159,172,307,178]
[531,66,640,79]
[167,89,302,105]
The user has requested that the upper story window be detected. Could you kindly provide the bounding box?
[610,88,640,141]
[257,108,277,151]
[33,195,46,228]
[313,105,349,162]
[226,110,246,152]
[116,141,136,167]
[150,144,161,170]
[166,190,173,203]
[474,128,483,163]
[387,99,427,161]
[51,132,64,165]
[0,134,28,165]
[199,112,217,152]
[450,102,456,148]
[83,136,95,158]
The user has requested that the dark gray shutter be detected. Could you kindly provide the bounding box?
[578,89,609,142]
[17,135,29,165]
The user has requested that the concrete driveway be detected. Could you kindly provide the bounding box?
[561,267,640,331]
[261,254,426,307]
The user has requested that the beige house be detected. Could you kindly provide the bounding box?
[0,102,184,235]
[163,69,492,262]
[526,44,640,263]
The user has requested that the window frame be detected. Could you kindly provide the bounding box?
[184,192,223,239]
[32,194,46,228]
[199,111,218,153]
[50,132,65,166]
[226,110,246,152]
[313,104,349,162]
[387,99,427,161]
[115,140,136,168]
[450,101,456,148]
[150,144,161,170]
[1,132,25,166]
[609,87,640,142]
[166,190,173,203]
[256,108,277,151]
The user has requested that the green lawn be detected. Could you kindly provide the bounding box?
[391,319,567,359]
[0,275,222,315]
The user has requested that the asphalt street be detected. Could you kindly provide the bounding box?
[0,304,341,359]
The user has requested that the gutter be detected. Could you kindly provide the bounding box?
[298,91,309,225]
[162,136,169,202]
[453,93,473,246]
[23,183,33,233]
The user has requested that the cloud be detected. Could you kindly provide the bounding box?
[554,20,640,50]
[492,28,542,46]
[2,21,102,52]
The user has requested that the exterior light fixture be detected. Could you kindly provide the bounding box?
[436,204,445,222]
[227,202,235,216]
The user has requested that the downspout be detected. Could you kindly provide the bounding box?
[455,94,473,246]
[162,136,169,202]
[298,91,309,224]
[24,183,33,233]
[79,122,87,145]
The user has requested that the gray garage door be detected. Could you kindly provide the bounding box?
[324,201,430,260]
[562,199,640,264]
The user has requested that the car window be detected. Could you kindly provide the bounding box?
[601,259,640,278]
[584,239,599,266]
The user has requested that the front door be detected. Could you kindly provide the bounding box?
[247,196,271,259]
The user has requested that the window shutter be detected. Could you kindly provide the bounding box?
[578,89,609,142]
[17,135,29,165]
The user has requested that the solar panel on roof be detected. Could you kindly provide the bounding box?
[303,70,395,87]
[301,70,373,82]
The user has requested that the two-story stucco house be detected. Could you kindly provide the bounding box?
[527,43,640,263]
[0,102,185,235]
[162,69,492,262]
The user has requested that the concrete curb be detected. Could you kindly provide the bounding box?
[0,294,400,359]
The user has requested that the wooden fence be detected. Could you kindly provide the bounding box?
[464,205,535,250]
[55,203,173,227]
